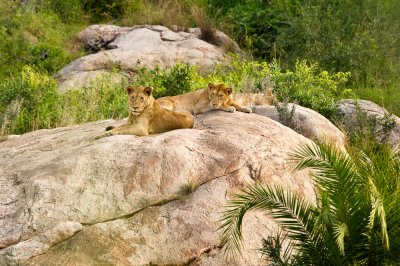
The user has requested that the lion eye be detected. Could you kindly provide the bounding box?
[131,96,135,100]
[140,97,144,101]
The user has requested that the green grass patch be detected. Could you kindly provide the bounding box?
[353,84,400,117]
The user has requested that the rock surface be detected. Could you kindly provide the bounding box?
[338,99,400,148]
[238,102,345,148]
[57,25,240,91]
[0,111,316,265]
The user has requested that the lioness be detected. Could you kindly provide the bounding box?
[95,86,194,139]
[156,83,252,115]
[232,88,277,107]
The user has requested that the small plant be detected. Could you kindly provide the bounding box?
[338,102,397,153]
[181,177,198,195]
[276,101,296,129]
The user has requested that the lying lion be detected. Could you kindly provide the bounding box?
[156,83,252,115]
[232,87,277,107]
[95,86,194,139]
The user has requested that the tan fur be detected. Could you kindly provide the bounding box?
[95,86,194,139]
[156,83,252,115]
[232,88,277,107]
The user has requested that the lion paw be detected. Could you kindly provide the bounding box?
[226,106,236,113]
[243,107,252,113]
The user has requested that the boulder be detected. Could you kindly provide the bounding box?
[77,24,132,53]
[0,111,316,265]
[338,99,400,148]
[233,100,345,148]
[56,25,240,91]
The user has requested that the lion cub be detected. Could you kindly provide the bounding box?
[156,83,252,115]
[95,86,194,139]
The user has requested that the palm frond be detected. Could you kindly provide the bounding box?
[367,177,390,251]
[333,222,348,255]
[291,142,367,222]
[219,183,318,259]
[260,230,297,266]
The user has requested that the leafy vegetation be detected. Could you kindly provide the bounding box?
[207,0,400,116]
[219,142,400,265]
[337,103,397,154]
[1,57,351,137]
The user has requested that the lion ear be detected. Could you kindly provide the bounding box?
[144,86,153,96]
[126,86,134,94]
[267,87,273,96]
[208,83,215,91]
[226,87,233,95]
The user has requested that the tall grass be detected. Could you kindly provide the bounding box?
[352,84,400,117]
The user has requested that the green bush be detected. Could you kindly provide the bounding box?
[30,43,70,73]
[136,63,205,98]
[0,66,60,134]
[49,0,85,23]
[337,104,397,153]
[0,57,354,136]
[208,54,272,93]
[271,60,352,118]
[0,66,128,136]
[0,2,84,78]
[60,77,128,125]
[209,0,400,87]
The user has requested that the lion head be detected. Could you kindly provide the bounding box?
[126,86,154,116]
[208,83,233,109]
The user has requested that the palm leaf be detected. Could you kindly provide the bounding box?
[333,222,348,255]
[219,183,320,260]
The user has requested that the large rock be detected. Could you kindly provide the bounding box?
[56,25,240,91]
[0,111,316,265]
[338,99,400,148]
[254,104,345,148]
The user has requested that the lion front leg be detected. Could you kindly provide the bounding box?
[218,105,236,113]
[231,103,252,113]
[111,124,149,136]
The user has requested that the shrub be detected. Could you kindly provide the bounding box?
[136,63,205,98]
[271,60,352,118]
[30,43,70,73]
[208,54,272,93]
[337,104,397,153]
[60,77,128,125]
[0,66,60,134]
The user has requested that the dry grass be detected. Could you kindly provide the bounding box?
[191,5,217,44]
[120,0,193,29]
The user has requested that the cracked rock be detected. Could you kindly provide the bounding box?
[0,111,316,265]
